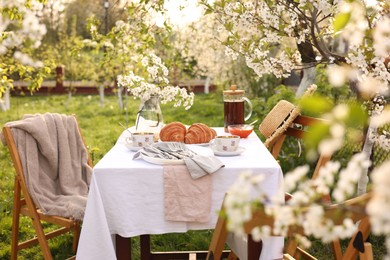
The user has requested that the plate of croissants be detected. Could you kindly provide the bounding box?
[159,122,216,145]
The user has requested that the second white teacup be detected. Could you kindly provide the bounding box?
[210,135,240,152]
[126,132,155,147]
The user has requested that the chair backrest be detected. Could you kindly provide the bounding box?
[268,114,331,180]
[207,113,336,260]
[261,114,372,259]
[2,114,93,202]
[243,192,372,235]
[265,114,342,258]
[234,188,372,258]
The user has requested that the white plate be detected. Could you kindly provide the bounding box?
[158,141,210,147]
[140,153,185,165]
[124,142,143,152]
[187,142,210,147]
[212,146,246,156]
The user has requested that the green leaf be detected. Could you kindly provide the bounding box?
[225,21,233,31]
[204,8,213,15]
[345,103,367,128]
[333,12,351,33]
[299,95,333,116]
[304,122,330,149]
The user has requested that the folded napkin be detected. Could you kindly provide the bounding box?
[164,165,212,223]
[184,155,224,179]
[133,142,224,179]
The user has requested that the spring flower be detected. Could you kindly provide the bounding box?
[367,160,390,258]
[117,54,194,109]
[373,16,390,58]
[332,152,371,202]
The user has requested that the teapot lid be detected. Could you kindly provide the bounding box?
[223,85,245,95]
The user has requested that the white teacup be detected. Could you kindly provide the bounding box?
[210,135,240,152]
[126,132,155,147]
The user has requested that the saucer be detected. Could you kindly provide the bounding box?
[187,142,210,147]
[124,142,143,152]
[212,146,245,156]
[140,153,184,165]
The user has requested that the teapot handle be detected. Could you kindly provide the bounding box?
[243,97,253,121]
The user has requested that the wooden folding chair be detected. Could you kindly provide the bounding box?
[269,116,373,260]
[206,114,339,259]
[242,192,373,260]
[207,114,374,260]
[2,115,93,260]
[207,193,373,260]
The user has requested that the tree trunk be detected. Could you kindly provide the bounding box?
[296,67,316,97]
[124,92,130,126]
[0,88,10,111]
[357,121,375,195]
[0,99,6,111]
[351,80,374,196]
[66,90,72,109]
[295,41,317,97]
[99,84,105,108]
[204,76,211,94]
[117,85,123,110]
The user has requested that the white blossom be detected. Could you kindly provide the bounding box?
[314,161,341,195]
[367,160,390,258]
[332,152,371,202]
[117,54,194,109]
[284,165,309,193]
[373,16,390,58]
[0,1,46,59]
[370,129,390,151]
[251,225,271,242]
[13,51,42,67]
[327,65,354,87]
[339,1,368,48]
[371,109,390,128]
[358,74,388,97]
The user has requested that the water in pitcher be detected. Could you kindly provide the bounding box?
[136,95,163,141]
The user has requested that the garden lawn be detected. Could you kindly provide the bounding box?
[0,94,386,259]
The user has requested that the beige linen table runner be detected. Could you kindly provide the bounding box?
[163,165,212,222]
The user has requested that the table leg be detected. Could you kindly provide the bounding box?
[140,235,152,260]
[248,235,262,260]
[116,235,132,260]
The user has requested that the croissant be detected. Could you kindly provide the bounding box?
[185,123,216,144]
[159,122,186,142]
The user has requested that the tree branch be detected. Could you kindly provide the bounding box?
[310,7,330,59]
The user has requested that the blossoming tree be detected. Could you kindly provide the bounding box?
[200,0,390,256]
[201,0,389,95]
[0,0,51,111]
[198,0,390,201]
[83,1,199,111]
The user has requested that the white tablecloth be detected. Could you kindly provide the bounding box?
[77,128,284,260]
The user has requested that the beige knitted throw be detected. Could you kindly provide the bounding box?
[5,113,92,220]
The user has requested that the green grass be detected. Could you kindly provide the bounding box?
[0,94,386,259]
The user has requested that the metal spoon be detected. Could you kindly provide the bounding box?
[119,122,133,136]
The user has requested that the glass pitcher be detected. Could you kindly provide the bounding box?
[223,85,253,132]
[135,95,163,141]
